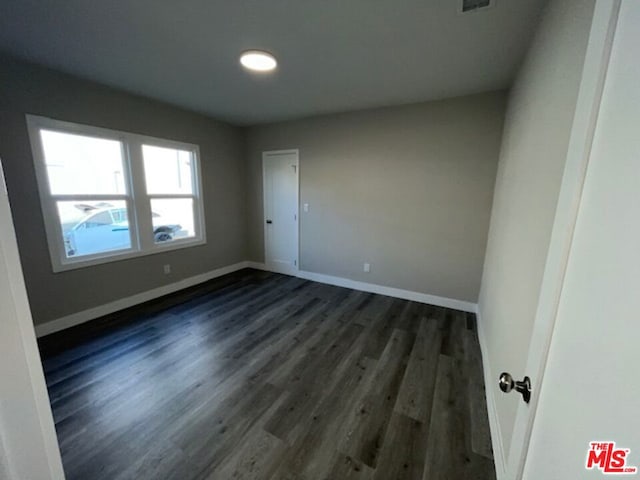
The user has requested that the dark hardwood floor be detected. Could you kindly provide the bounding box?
[39,269,496,480]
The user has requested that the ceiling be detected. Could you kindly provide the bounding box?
[0,0,546,126]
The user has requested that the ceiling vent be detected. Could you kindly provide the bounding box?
[460,0,492,13]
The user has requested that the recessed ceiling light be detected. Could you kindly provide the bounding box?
[240,50,277,72]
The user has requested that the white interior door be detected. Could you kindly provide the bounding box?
[0,158,65,479]
[263,150,299,274]
[520,3,640,475]
[506,2,621,478]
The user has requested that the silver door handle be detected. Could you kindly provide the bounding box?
[499,372,531,404]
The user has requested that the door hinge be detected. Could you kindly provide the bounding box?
[292,165,297,173]
[294,260,297,266]
[294,214,297,221]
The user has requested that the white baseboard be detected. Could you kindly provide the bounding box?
[247,262,477,313]
[37,260,477,338]
[35,261,251,337]
[476,306,507,480]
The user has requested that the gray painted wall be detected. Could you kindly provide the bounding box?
[0,56,247,325]
[246,92,506,302]
[477,0,595,459]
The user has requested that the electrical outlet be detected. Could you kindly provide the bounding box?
[363,263,370,273]
[163,264,171,274]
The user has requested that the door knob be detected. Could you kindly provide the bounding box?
[499,372,531,404]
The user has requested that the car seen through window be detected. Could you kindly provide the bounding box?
[64,204,186,258]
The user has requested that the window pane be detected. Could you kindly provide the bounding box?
[143,145,194,194]
[57,200,131,258]
[40,130,126,195]
[150,198,195,244]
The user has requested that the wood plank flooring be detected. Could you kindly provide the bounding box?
[39,269,495,480]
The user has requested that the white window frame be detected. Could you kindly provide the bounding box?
[26,115,206,272]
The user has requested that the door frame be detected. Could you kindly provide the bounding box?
[507,2,621,478]
[262,149,300,275]
[0,158,66,479]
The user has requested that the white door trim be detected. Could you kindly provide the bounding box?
[508,2,621,478]
[262,149,300,275]
[0,158,65,479]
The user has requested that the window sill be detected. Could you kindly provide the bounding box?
[51,237,207,273]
